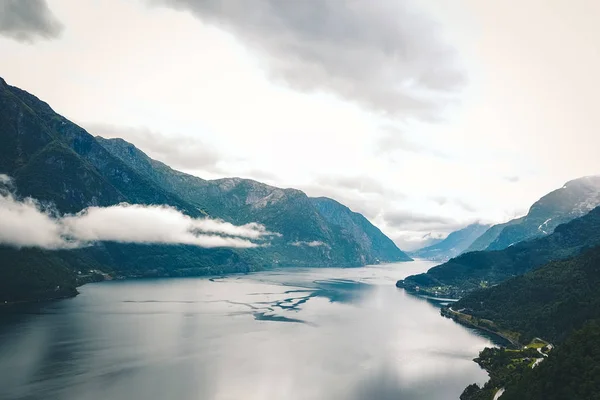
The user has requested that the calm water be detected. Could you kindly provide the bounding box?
[0,260,493,400]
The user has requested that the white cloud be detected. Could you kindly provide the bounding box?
[0,189,70,250]
[0,174,12,185]
[0,183,274,250]
[290,240,328,248]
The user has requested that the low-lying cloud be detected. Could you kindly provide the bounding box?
[0,177,275,250]
[290,240,328,248]
[151,0,464,119]
[0,0,63,42]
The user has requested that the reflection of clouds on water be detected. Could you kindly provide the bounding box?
[203,274,375,325]
[346,361,483,400]
[0,261,494,400]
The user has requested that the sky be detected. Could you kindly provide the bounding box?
[1,0,600,250]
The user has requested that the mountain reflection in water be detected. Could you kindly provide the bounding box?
[0,261,493,400]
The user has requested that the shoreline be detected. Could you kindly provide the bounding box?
[440,306,521,347]
[3,260,413,307]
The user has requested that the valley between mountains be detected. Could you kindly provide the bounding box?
[0,76,410,304]
[2,76,600,400]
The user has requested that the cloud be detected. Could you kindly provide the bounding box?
[86,123,222,172]
[383,210,461,231]
[454,198,477,213]
[150,0,464,119]
[377,126,427,154]
[391,230,450,251]
[431,196,477,212]
[243,169,280,183]
[505,175,520,183]
[0,186,69,249]
[376,125,449,157]
[299,181,389,221]
[0,180,275,250]
[62,204,275,247]
[314,175,401,198]
[290,240,329,248]
[0,174,12,185]
[0,0,63,42]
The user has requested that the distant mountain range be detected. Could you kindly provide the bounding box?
[0,76,410,302]
[454,244,600,344]
[400,180,600,400]
[398,204,600,298]
[452,223,600,400]
[465,176,600,252]
[409,223,490,261]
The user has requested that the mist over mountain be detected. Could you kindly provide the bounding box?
[398,205,600,298]
[0,76,409,302]
[409,223,490,261]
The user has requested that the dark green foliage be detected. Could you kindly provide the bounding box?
[0,246,79,303]
[398,206,600,297]
[460,347,540,400]
[96,136,411,266]
[0,77,409,303]
[14,141,125,212]
[456,246,600,400]
[501,321,600,400]
[454,245,600,344]
[460,384,488,400]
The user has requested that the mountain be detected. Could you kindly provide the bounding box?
[95,136,411,266]
[452,245,600,400]
[409,223,490,261]
[309,197,411,263]
[460,320,600,400]
[463,176,600,253]
[500,320,600,400]
[397,205,600,298]
[0,77,409,302]
[463,218,523,252]
[453,244,600,344]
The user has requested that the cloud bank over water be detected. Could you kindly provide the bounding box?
[0,175,274,250]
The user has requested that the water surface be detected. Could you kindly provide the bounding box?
[0,260,492,400]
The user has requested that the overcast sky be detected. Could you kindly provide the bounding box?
[2,0,600,250]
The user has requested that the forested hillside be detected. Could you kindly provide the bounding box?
[398,206,600,297]
[0,77,409,303]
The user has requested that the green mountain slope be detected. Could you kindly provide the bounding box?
[453,246,600,400]
[96,136,411,266]
[0,77,409,302]
[409,223,490,261]
[309,197,411,263]
[500,320,600,400]
[397,206,600,297]
[463,176,600,253]
[453,245,600,344]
